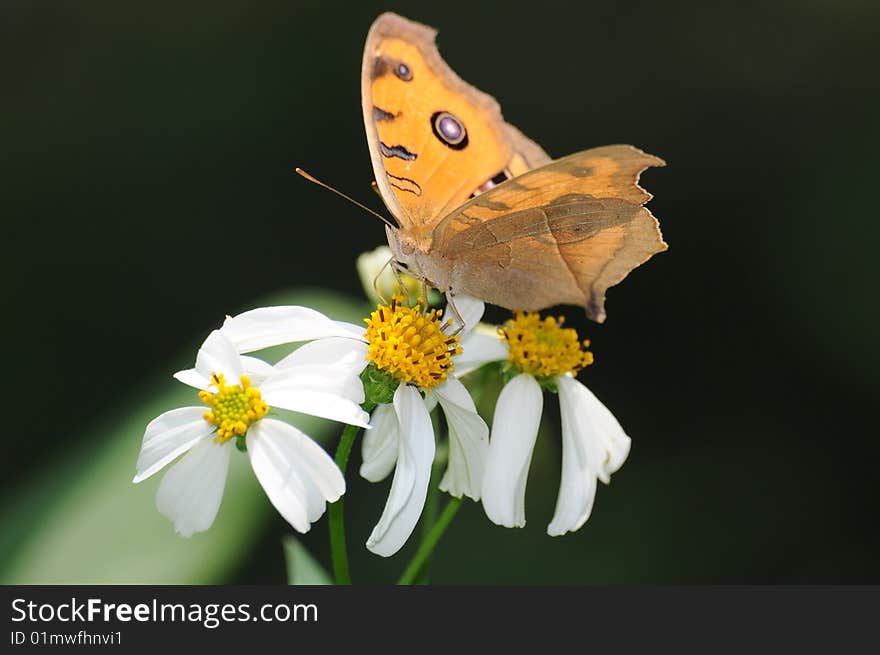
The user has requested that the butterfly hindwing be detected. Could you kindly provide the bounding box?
[430,146,667,322]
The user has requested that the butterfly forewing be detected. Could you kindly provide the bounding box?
[361,12,549,228]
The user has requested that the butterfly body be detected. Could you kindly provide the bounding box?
[362,13,666,323]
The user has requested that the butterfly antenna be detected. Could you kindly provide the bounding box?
[295,168,397,229]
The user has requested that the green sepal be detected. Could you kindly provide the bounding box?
[538,377,559,394]
[500,362,519,385]
[501,362,558,393]
[235,435,248,452]
[360,363,398,407]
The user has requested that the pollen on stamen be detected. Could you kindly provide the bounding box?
[199,373,269,443]
[364,294,462,390]
[500,311,594,379]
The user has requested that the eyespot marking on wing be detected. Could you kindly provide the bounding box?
[431,111,469,150]
[394,61,413,81]
[372,55,414,82]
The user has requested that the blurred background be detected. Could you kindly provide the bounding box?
[2,0,878,583]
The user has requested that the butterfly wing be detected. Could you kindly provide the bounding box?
[430,145,667,322]
[361,12,550,229]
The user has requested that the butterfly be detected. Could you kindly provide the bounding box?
[362,12,666,323]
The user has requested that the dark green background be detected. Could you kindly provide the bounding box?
[2,0,878,583]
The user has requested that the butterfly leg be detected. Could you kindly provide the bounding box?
[389,260,446,321]
[372,256,397,305]
[420,278,430,315]
[389,259,414,301]
[444,290,466,337]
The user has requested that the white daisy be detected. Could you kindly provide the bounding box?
[133,328,370,537]
[481,312,631,536]
[358,294,503,557]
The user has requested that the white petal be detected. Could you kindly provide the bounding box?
[175,356,272,389]
[240,356,276,385]
[366,385,435,557]
[548,378,598,536]
[220,306,366,353]
[455,332,509,377]
[481,374,543,528]
[155,437,232,537]
[134,407,214,483]
[261,340,369,417]
[248,427,315,531]
[556,375,631,483]
[606,434,632,476]
[275,338,368,375]
[248,418,345,533]
[194,330,243,382]
[423,391,439,413]
[272,339,369,403]
[447,294,485,334]
[264,365,365,405]
[258,420,345,503]
[334,320,368,336]
[435,376,488,500]
[262,383,370,428]
[360,403,400,482]
[172,368,211,390]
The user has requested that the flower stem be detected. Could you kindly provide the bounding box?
[415,414,446,584]
[396,496,462,585]
[414,460,443,584]
[329,423,359,585]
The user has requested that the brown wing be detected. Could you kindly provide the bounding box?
[361,12,550,229]
[431,145,667,322]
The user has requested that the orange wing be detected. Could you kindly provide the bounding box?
[431,145,667,322]
[361,12,549,229]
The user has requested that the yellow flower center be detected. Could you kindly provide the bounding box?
[199,373,269,443]
[500,311,594,378]
[364,295,462,390]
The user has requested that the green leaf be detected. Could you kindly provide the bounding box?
[0,288,366,584]
[283,536,332,585]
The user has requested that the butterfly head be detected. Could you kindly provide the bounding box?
[385,223,411,255]
[385,224,450,293]
[385,224,437,257]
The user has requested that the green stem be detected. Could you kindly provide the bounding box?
[415,460,442,585]
[329,423,359,585]
[397,496,462,585]
[415,414,446,584]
